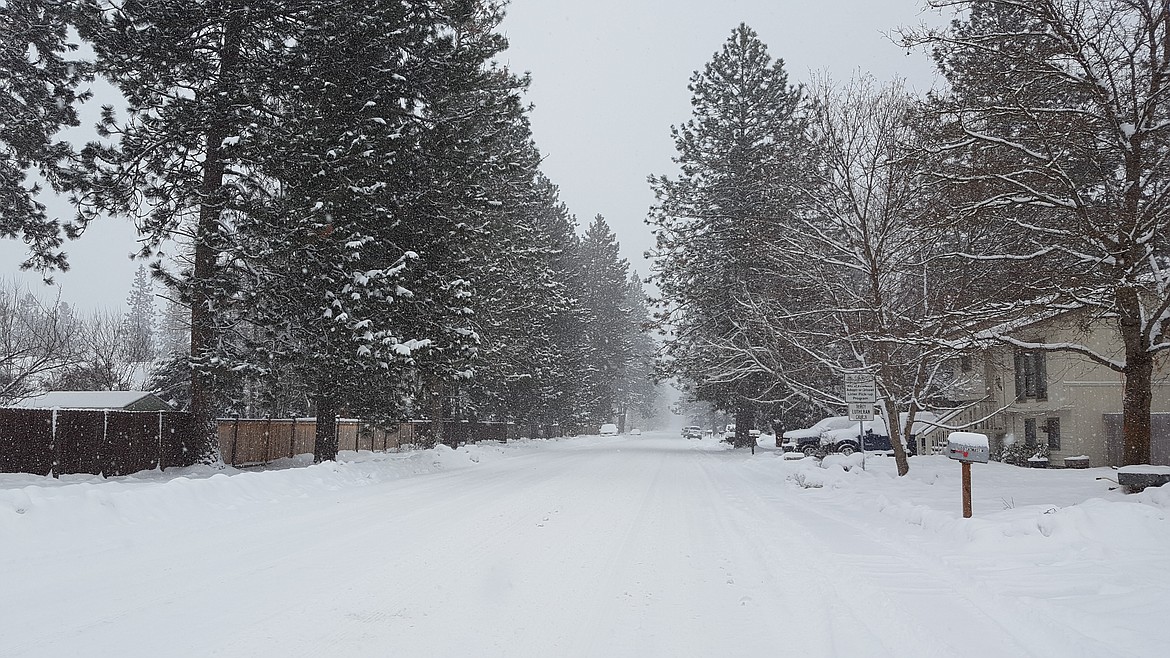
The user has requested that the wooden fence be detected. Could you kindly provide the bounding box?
[216,418,566,467]
[0,408,567,475]
[0,408,198,476]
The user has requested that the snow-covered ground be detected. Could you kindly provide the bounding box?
[2,431,1166,657]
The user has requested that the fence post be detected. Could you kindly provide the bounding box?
[231,416,240,466]
[290,418,297,459]
[264,416,273,464]
[51,408,61,478]
[157,410,164,470]
[102,409,109,477]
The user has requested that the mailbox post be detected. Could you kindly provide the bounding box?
[946,431,989,518]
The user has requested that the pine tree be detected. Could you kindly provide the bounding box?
[122,264,155,363]
[648,24,804,446]
[75,0,314,459]
[534,182,594,430]
[578,215,634,425]
[0,0,92,274]
[226,0,450,459]
[466,166,577,426]
[616,272,659,431]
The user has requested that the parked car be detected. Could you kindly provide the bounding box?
[682,425,703,440]
[721,423,761,444]
[819,412,935,456]
[599,423,619,436]
[782,412,934,456]
[780,416,856,456]
[629,428,642,436]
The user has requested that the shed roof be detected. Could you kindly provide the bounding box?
[13,391,172,411]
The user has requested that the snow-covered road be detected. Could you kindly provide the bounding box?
[2,432,1166,656]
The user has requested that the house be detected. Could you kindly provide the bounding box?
[12,391,174,412]
[920,311,1170,467]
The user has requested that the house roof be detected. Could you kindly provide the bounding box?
[12,391,172,411]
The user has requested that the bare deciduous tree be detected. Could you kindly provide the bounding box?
[0,279,82,403]
[904,0,1170,464]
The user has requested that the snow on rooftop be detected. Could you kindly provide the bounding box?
[12,391,162,410]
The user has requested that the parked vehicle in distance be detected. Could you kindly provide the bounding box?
[629,428,642,436]
[682,425,703,440]
[721,424,761,444]
[599,423,619,436]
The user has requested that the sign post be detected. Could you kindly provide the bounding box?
[961,462,972,518]
[946,431,990,518]
[844,374,876,469]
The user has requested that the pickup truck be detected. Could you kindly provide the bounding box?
[782,413,933,456]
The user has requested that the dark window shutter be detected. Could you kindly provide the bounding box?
[1046,417,1060,450]
[1036,351,1047,400]
[1014,351,1025,401]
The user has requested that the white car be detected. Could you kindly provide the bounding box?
[629,428,642,436]
[599,423,619,436]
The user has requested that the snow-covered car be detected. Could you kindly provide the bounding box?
[818,413,937,456]
[599,423,619,436]
[682,425,703,439]
[780,416,856,455]
[721,424,761,443]
[721,423,736,442]
[629,428,642,436]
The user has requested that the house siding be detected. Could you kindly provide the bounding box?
[924,312,1170,466]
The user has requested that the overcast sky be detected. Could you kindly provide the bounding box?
[1,0,945,312]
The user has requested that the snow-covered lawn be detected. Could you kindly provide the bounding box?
[1,432,1166,657]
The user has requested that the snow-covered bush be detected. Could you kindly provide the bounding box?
[996,441,1049,467]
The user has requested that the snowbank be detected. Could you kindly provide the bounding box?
[0,438,587,541]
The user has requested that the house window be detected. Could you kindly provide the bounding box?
[960,355,973,372]
[1014,349,1048,401]
[1045,417,1061,451]
[1024,418,1037,448]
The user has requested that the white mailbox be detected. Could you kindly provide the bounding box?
[946,431,989,464]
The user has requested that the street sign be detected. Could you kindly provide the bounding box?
[843,374,876,403]
[847,402,875,421]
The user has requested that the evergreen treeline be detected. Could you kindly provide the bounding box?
[1,0,659,459]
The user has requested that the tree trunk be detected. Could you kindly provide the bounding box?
[1121,360,1153,465]
[188,8,242,464]
[313,388,338,463]
[734,405,754,449]
[1118,287,1153,465]
[886,399,910,476]
[431,377,446,448]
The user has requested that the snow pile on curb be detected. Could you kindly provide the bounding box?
[770,453,1170,559]
[0,439,552,539]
